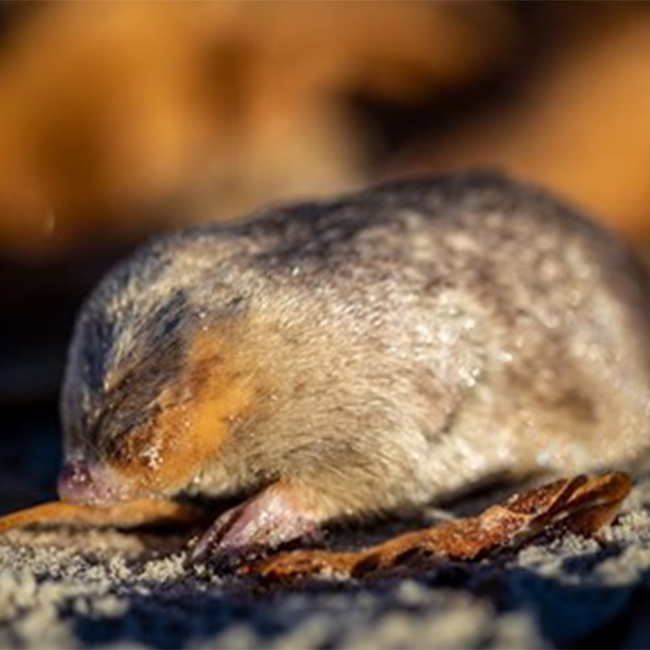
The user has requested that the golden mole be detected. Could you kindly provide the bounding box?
[57,172,650,563]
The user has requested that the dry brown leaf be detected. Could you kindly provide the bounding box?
[245,473,632,581]
[0,473,631,582]
[0,499,206,533]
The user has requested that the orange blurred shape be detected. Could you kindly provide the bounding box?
[390,7,650,246]
[0,2,513,261]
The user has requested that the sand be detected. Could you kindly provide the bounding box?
[1,418,650,648]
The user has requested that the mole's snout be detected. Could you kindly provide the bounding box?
[57,461,122,505]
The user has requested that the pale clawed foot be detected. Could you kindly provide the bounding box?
[189,482,322,569]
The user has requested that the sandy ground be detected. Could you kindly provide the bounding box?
[1,416,650,649]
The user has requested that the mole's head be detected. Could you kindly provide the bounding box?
[58,241,256,505]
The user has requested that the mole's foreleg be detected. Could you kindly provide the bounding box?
[189,482,322,567]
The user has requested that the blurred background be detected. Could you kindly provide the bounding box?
[2,1,650,511]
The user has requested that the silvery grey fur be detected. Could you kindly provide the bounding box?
[61,172,650,521]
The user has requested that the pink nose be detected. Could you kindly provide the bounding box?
[57,461,119,505]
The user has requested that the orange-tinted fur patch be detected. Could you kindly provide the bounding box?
[110,331,255,496]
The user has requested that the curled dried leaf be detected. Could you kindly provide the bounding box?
[246,472,632,581]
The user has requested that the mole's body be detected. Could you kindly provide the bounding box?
[58,172,650,560]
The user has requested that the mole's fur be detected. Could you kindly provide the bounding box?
[58,172,650,558]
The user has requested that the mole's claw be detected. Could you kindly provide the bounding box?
[188,482,321,568]
[189,503,246,563]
